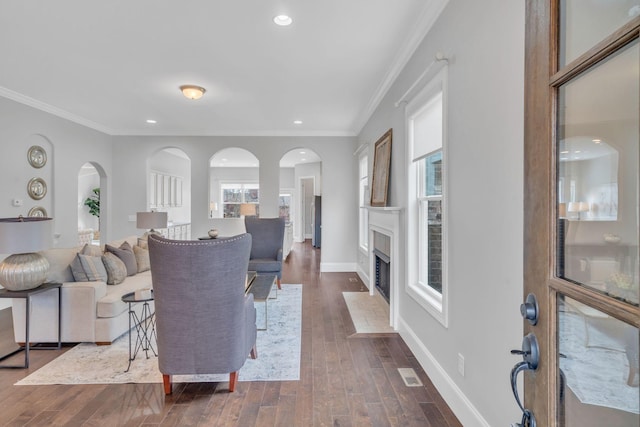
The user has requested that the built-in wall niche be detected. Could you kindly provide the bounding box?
[558,137,618,221]
[149,171,183,208]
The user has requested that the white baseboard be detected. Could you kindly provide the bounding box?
[320,262,357,272]
[398,317,491,427]
[356,267,370,290]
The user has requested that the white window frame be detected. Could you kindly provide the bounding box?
[358,154,369,252]
[406,66,449,327]
[220,182,259,218]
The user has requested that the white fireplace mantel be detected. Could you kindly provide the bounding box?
[367,206,402,329]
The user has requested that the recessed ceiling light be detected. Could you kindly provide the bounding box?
[560,150,569,154]
[273,15,293,26]
[299,151,306,154]
[293,120,303,125]
[592,139,601,144]
[574,150,581,153]
[221,158,228,162]
[146,119,157,124]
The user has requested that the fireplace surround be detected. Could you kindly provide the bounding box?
[367,206,401,329]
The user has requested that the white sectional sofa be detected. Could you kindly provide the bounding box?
[11,235,153,345]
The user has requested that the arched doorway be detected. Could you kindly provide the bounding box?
[279,148,322,246]
[209,148,260,218]
[77,162,101,245]
[147,148,191,239]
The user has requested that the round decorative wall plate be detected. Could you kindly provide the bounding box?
[28,206,48,217]
[27,177,47,200]
[27,145,47,168]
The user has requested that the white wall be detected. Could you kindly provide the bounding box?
[148,149,191,224]
[357,0,524,425]
[0,97,113,248]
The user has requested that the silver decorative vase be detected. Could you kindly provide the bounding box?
[0,253,50,291]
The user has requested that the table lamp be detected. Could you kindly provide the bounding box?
[137,211,168,239]
[239,203,257,218]
[0,216,53,291]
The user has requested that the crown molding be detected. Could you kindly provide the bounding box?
[351,0,449,135]
[111,128,357,138]
[0,86,114,135]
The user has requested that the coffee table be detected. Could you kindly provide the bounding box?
[245,274,277,331]
[121,290,156,372]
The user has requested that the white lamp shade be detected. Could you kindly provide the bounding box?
[136,212,168,229]
[0,217,53,254]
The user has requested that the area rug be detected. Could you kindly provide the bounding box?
[559,311,639,415]
[16,284,302,386]
[343,291,395,334]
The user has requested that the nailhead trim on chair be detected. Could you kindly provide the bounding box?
[149,234,248,247]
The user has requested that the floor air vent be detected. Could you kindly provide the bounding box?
[398,368,423,387]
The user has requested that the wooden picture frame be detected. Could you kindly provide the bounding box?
[370,129,392,207]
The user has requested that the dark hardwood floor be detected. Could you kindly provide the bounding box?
[0,240,461,426]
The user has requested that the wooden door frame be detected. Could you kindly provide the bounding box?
[525,1,640,424]
[524,0,554,422]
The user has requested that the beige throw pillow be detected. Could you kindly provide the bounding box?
[105,241,138,276]
[133,245,150,273]
[102,252,127,285]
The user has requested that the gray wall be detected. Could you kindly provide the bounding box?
[357,0,525,425]
[110,136,357,272]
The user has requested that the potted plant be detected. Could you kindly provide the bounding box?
[84,187,100,238]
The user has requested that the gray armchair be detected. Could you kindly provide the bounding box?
[244,217,285,289]
[148,233,257,394]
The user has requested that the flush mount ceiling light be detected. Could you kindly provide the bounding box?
[273,15,292,26]
[180,85,206,100]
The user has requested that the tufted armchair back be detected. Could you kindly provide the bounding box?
[148,233,257,394]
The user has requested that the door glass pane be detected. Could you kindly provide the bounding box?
[560,0,640,66]
[558,295,639,426]
[557,40,639,306]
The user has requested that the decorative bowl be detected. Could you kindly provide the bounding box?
[208,229,219,238]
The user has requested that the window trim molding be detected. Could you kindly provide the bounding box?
[405,65,449,327]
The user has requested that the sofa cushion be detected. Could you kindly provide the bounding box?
[96,271,153,318]
[133,245,150,273]
[70,254,89,282]
[39,247,78,283]
[102,252,127,285]
[78,254,108,282]
[105,241,137,276]
[80,243,101,257]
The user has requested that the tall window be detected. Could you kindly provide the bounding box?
[359,154,369,251]
[406,66,448,326]
[221,183,259,217]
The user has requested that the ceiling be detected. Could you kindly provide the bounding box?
[0,1,441,137]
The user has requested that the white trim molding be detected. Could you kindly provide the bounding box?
[399,317,491,427]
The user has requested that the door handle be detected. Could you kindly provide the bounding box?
[509,333,539,427]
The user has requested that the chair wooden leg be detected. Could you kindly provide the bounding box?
[229,371,238,392]
[250,344,258,359]
[277,277,281,290]
[163,374,172,395]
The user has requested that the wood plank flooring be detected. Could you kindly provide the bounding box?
[0,240,461,426]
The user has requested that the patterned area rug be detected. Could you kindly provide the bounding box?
[16,284,302,385]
